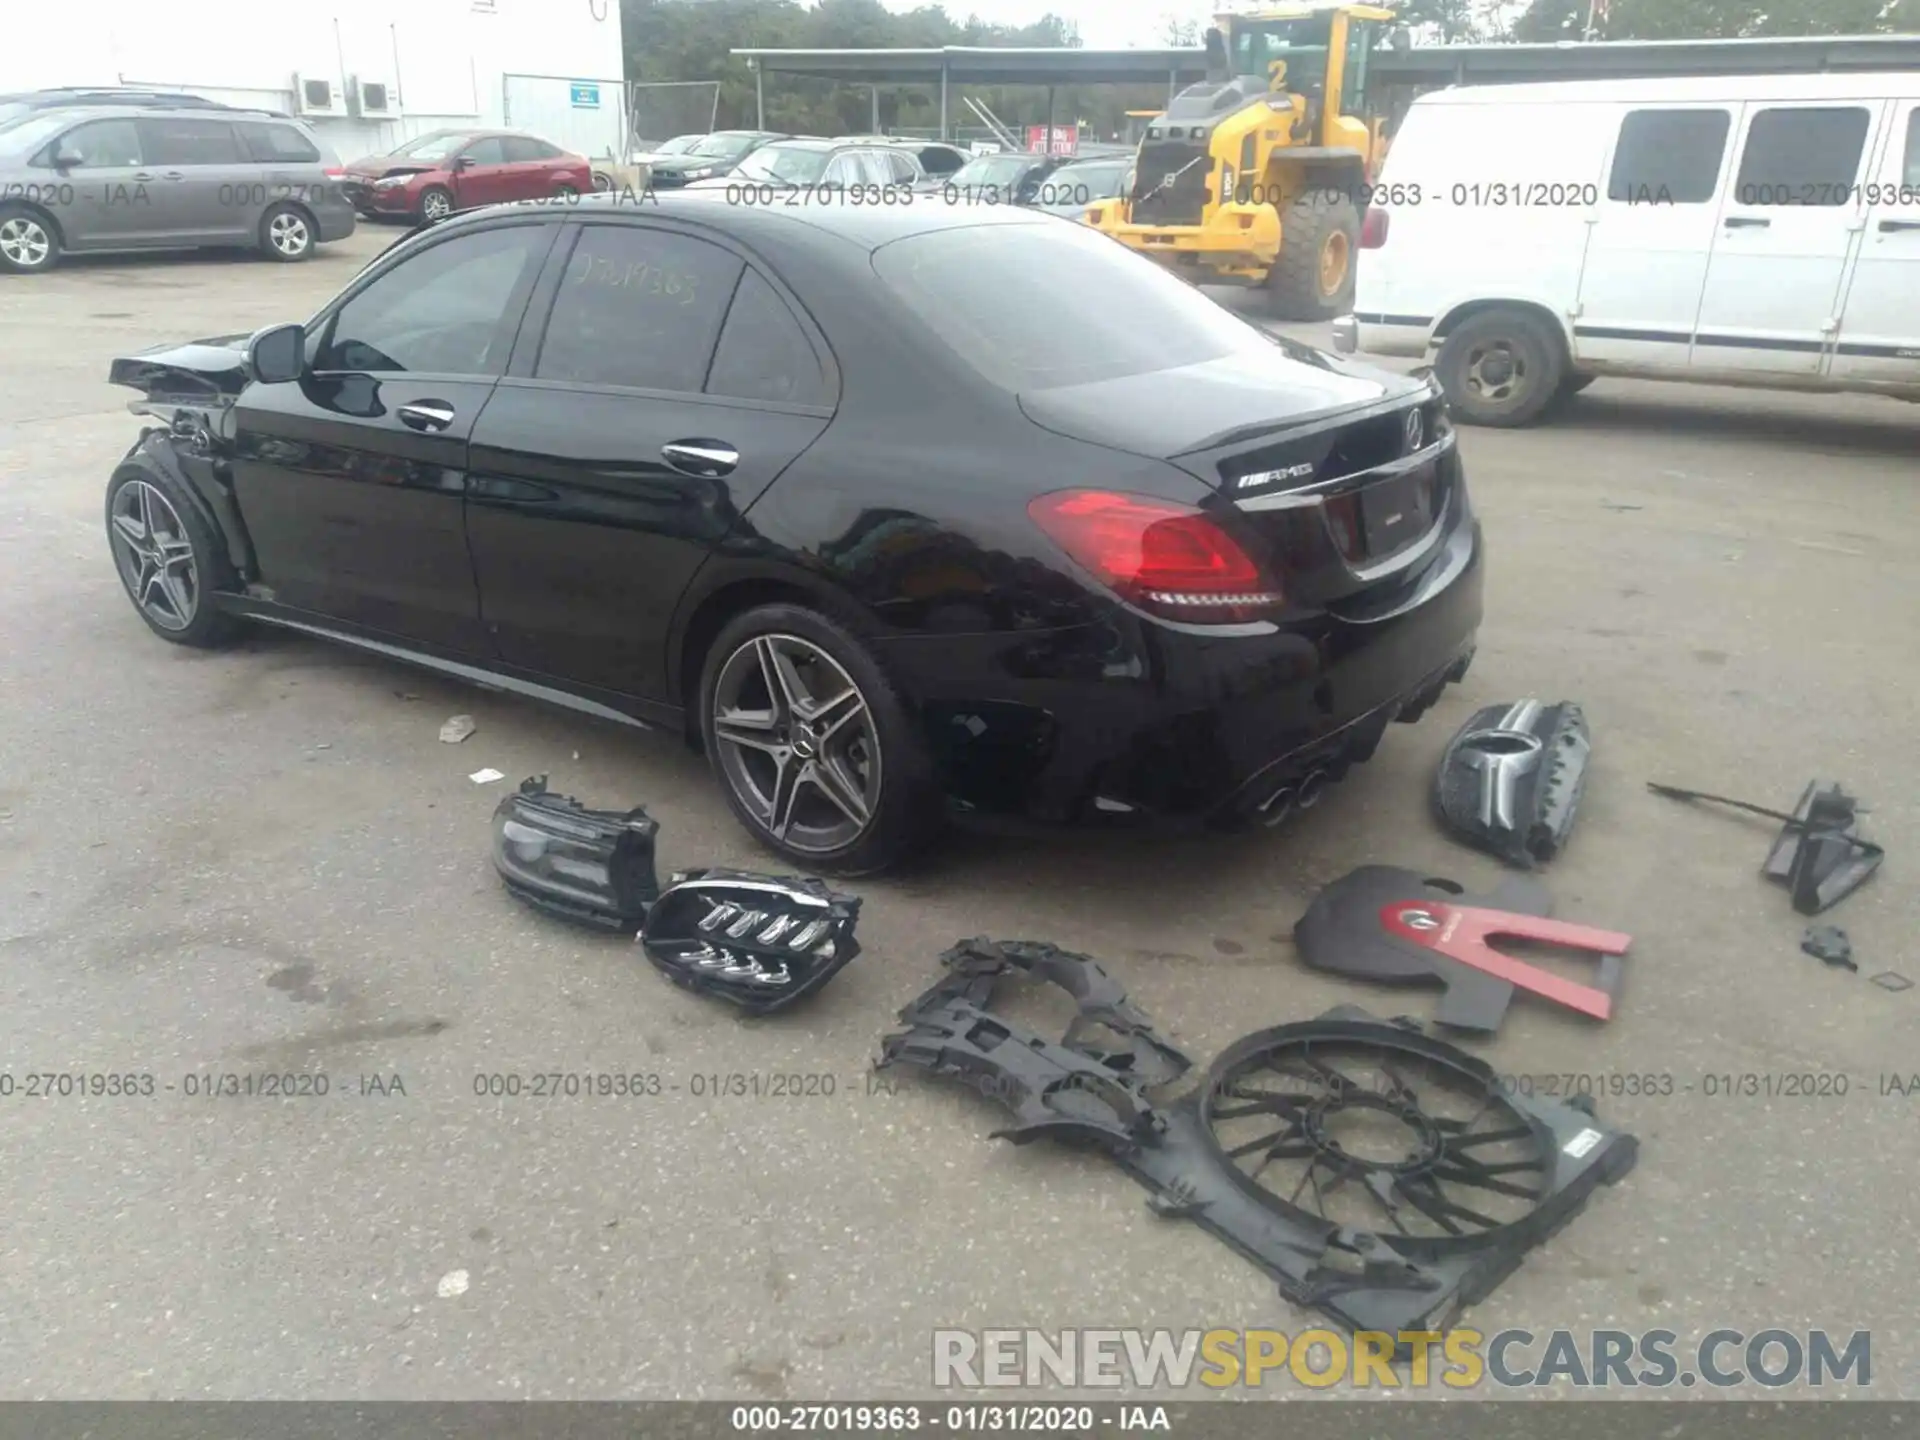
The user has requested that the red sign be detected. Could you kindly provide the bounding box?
[1025,124,1080,158]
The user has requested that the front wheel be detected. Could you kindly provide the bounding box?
[417,186,454,224]
[0,205,61,273]
[698,603,939,876]
[1435,309,1568,427]
[104,468,242,648]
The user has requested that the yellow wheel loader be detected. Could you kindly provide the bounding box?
[1088,2,1396,321]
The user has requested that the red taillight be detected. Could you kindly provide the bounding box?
[1360,205,1389,249]
[1027,489,1281,619]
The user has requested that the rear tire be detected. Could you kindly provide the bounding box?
[258,203,315,262]
[0,204,61,273]
[1435,308,1568,428]
[698,603,939,877]
[104,465,242,649]
[1265,192,1360,322]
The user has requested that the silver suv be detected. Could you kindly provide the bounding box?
[0,105,357,273]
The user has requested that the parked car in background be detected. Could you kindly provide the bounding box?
[103,193,1479,873]
[627,133,703,165]
[925,149,1066,203]
[645,130,785,189]
[1031,156,1133,217]
[0,87,286,129]
[340,129,591,224]
[690,137,927,194]
[0,105,353,273]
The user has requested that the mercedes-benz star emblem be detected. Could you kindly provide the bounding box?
[1404,408,1424,454]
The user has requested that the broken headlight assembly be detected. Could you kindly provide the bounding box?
[879,939,1638,1345]
[491,775,661,930]
[640,869,862,1015]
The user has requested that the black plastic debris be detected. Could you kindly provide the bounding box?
[491,775,661,931]
[1870,972,1913,994]
[1434,700,1590,868]
[1293,867,1629,1033]
[640,869,861,1015]
[879,942,1637,1346]
[1800,926,1856,972]
[1649,779,1883,916]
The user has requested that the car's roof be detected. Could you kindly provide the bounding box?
[10,103,296,123]
[444,187,1057,253]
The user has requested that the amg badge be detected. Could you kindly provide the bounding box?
[1235,461,1317,490]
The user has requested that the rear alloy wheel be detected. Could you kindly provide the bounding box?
[105,471,240,648]
[418,187,454,224]
[700,604,937,876]
[259,203,314,262]
[1435,309,1567,428]
[554,183,580,204]
[0,206,60,273]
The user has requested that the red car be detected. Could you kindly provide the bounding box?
[340,128,592,223]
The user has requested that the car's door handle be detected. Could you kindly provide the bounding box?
[1878,218,1920,233]
[132,172,155,182]
[661,441,739,478]
[398,401,457,432]
[1724,216,1771,229]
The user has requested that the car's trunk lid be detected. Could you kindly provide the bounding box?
[1019,349,1455,606]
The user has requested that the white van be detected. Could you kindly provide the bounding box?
[1332,72,1920,424]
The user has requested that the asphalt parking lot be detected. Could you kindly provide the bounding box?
[3,223,1917,1402]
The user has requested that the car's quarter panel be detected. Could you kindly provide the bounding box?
[1691,99,1881,375]
[1574,102,1736,366]
[1833,97,1920,386]
[464,219,833,699]
[226,219,557,651]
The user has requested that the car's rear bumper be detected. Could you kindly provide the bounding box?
[873,509,1485,828]
[313,198,358,242]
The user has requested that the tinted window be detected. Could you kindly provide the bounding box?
[50,118,142,167]
[138,117,240,165]
[1607,109,1729,204]
[1734,106,1871,206]
[707,269,830,406]
[236,120,321,163]
[1905,107,1920,189]
[874,220,1277,390]
[462,136,510,165]
[534,226,744,392]
[503,136,560,162]
[318,225,546,376]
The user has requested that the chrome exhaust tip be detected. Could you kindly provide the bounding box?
[1296,769,1329,810]
[1256,784,1297,828]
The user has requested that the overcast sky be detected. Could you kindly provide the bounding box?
[901,1,1222,49]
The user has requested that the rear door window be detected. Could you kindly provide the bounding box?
[503,136,561,162]
[1607,109,1730,204]
[236,121,321,163]
[532,225,744,392]
[706,268,831,406]
[1733,106,1873,206]
[137,117,242,165]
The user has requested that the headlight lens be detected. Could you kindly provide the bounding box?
[372,175,409,190]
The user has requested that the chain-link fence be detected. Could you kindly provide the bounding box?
[626,81,721,153]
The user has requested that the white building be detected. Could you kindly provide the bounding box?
[0,0,630,162]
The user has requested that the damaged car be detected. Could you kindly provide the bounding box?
[102,194,1482,874]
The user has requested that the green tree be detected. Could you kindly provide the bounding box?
[1507,0,1915,39]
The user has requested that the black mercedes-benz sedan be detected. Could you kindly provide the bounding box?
[104,192,1482,874]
